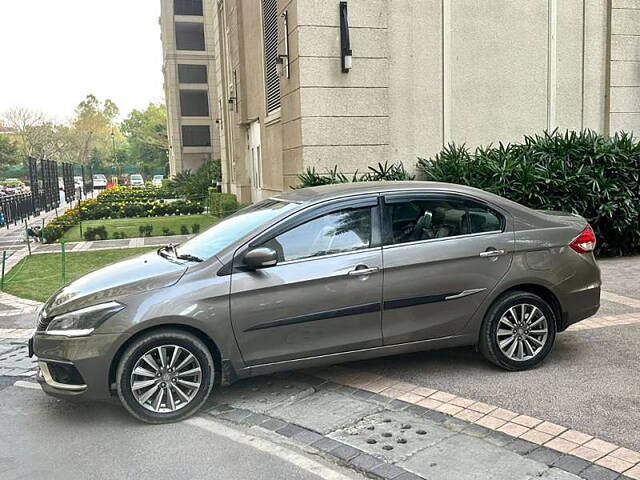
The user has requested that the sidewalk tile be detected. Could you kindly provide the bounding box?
[551,454,592,475]
[396,392,424,404]
[512,414,542,428]
[430,391,456,402]
[579,464,620,480]
[468,401,496,414]
[435,403,463,416]
[545,437,580,453]
[611,447,640,464]
[411,386,436,397]
[583,438,618,455]
[454,408,484,423]
[476,414,506,430]
[491,407,518,421]
[497,422,529,437]
[536,421,568,436]
[417,397,443,410]
[520,429,554,445]
[570,445,606,462]
[625,465,640,480]
[559,429,594,445]
[449,396,474,408]
[595,454,634,473]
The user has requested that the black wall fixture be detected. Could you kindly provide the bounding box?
[339,1,352,73]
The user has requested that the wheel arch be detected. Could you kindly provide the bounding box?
[486,283,564,333]
[108,323,223,393]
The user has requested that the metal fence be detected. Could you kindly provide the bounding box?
[0,193,38,228]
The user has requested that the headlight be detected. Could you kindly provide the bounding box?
[45,301,125,337]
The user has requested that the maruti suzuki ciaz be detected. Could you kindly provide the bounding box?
[30,182,600,423]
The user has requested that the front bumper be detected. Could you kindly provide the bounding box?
[32,332,127,402]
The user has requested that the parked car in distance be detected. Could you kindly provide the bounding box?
[30,182,601,423]
[74,176,83,189]
[93,174,108,189]
[129,174,144,187]
[152,174,164,187]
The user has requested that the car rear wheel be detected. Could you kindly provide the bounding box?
[479,291,557,371]
[116,329,215,423]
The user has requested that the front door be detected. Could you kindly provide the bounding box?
[230,201,383,366]
[248,121,262,202]
[381,194,513,344]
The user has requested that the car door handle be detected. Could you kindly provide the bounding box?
[348,266,379,276]
[479,249,505,258]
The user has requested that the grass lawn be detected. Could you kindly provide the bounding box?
[60,214,217,242]
[2,247,157,302]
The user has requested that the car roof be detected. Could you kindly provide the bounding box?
[272,181,516,208]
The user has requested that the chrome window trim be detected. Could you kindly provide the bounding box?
[276,246,382,267]
[382,229,505,250]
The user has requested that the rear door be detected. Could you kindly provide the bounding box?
[230,197,384,366]
[381,193,513,344]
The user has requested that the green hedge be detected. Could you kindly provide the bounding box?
[417,130,640,257]
[208,189,239,217]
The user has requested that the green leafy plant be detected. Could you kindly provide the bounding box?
[162,227,175,236]
[191,223,201,234]
[180,225,189,235]
[138,225,153,237]
[295,162,413,189]
[417,130,640,256]
[208,190,239,217]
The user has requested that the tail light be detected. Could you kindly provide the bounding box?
[569,225,596,253]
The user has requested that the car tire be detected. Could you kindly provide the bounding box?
[116,329,215,424]
[479,291,557,371]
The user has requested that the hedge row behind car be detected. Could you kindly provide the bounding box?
[417,130,640,257]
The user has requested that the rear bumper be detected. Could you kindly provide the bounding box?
[558,284,601,331]
[32,332,126,402]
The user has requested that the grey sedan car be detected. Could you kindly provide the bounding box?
[30,182,600,423]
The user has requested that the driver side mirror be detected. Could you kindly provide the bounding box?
[244,247,278,269]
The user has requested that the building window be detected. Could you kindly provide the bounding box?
[180,90,210,116]
[175,22,205,51]
[174,0,203,16]
[262,0,281,113]
[182,125,211,146]
[178,64,208,83]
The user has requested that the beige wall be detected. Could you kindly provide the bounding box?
[188,0,640,197]
[610,0,640,133]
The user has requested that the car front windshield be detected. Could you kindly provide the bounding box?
[178,198,299,261]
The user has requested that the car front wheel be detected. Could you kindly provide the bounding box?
[479,291,557,371]
[116,329,215,423]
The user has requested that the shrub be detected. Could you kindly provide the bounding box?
[416,130,640,256]
[41,226,63,244]
[138,225,153,237]
[169,160,221,202]
[295,161,414,188]
[191,223,201,234]
[162,227,175,236]
[180,225,189,235]
[112,231,127,239]
[208,190,239,217]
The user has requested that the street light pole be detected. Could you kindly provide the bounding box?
[111,129,117,183]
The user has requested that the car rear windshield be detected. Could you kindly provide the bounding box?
[178,199,299,260]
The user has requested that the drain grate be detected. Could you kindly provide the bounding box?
[328,410,456,462]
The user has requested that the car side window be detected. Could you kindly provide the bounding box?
[262,208,372,262]
[386,197,504,245]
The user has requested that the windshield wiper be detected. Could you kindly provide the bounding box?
[176,253,203,263]
[158,244,178,259]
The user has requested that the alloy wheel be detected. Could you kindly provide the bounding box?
[496,303,549,362]
[130,345,202,413]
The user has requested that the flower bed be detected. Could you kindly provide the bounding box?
[42,185,204,243]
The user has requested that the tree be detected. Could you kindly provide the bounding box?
[1,107,72,160]
[121,103,169,175]
[71,94,121,164]
[0,134,19,166]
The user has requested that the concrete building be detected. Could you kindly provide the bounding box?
[161,0,640,203]
[160,0,221,175]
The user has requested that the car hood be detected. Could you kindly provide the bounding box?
[43,250,188,317]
